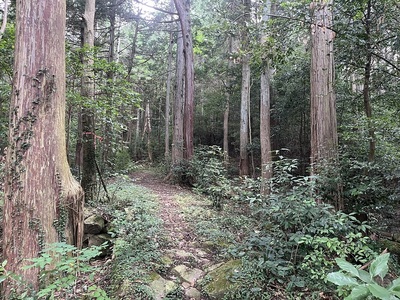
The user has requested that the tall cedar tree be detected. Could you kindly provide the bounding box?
[3,0,84,296]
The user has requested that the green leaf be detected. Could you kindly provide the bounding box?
[346,285,370,300]
[389,278,400,291]
[368,283,391,300]
[358,269,373,283]
[336,258,359,277]
[370,253,390,279]
[327,272,359,286]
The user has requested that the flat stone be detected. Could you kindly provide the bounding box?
[149,273,177,300]
[185,287,201,299]
[203,260,242,300]
[171,265,205,285]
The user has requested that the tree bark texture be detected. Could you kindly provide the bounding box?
[310,0,338,168]
[3,0,84,295]
[80,0,96,203]
[310,0,342,210]
[260,65,272,194]
[174,0,195,160]
[172,30,185,165]
[239,0,251,176]
[260,0,273,195]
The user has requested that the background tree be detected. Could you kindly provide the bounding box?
[3,0,84,296]
[80,0,96,203]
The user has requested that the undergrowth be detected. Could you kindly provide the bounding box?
[98,177,164,299]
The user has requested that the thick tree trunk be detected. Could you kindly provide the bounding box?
[3,0,84,296]
[310,0,342,209]
[310,0,338,167]
[174,0,195,160]
[80,0,96,203]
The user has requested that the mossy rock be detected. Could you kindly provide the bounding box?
[202,259,242,300]
[148,272,177,300]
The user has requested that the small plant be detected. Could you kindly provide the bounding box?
[24,242,109,299]
[327,252,400,299]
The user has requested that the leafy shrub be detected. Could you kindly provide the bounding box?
[327,253,400,299]
[190,145,231,209]
[229,158,376,295]
[0,242,109,299]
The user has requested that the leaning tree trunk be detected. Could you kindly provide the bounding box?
[80,0,96,203]
[3,0,84,296]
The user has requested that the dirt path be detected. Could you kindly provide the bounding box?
[132,171,218,300]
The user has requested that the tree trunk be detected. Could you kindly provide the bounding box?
[239,0,251,176]
[363,0,375,163]
[174,0,195,160]
[80,0,96,203]
[239,54,250,176]
[172,30,185,165]
[165,31,173,160]
[260,1,274,194]
[260,64,272,194]
[3,0,84,295]
[310,0,341,209]
[310,0,338,167]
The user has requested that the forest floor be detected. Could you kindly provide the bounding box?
[93,169,253,300]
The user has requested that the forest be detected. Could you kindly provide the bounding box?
[0,0,399,299]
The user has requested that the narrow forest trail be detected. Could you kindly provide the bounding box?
[131,171,224,300]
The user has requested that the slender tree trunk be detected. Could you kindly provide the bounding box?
[260,1,274,195]
[0,0,8,39]
[143,99,153,162]
[239,0,251,176]
[80,0,96,203]
[260,64,272,194]
[165,31,173,159]
[363,0,375,163]
[3,0,84,295]
[223,96,230,164]
[174,0,195,160]
[172,30,185,165]
[239,54,250,176]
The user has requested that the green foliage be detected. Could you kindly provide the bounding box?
[191,145,232,209]
[100,178,163,298]
[0,243,109,299]
[327,253,400,299]
[227,158,376,295]
[25,242,109,299]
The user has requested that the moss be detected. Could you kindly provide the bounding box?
[202,259,242,299]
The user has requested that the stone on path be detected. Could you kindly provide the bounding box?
[185,287,201,299]
[149,273,177,300]
[171,264,205,285]
[202,260,242,300]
